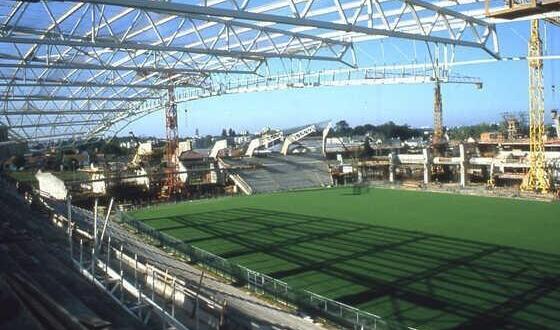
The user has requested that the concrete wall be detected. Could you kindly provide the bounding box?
[177,141,192,156]
[210,140,227,158]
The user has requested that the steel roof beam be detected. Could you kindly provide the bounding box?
[0,75,208,89]
[10,132,85,141]
[0,62,255,75]
[73,0,497,54]
[0,81,202,89]
[0,35,344,63]
[1,109,122,115]
[0,2,351,77]
[1,95,160,101]
[10,120,102,129]
[0,0,501,142]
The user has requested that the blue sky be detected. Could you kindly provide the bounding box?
[126,20,560,137]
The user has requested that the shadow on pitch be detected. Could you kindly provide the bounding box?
[139,207,560,330]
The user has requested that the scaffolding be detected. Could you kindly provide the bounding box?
[502,113,521,140]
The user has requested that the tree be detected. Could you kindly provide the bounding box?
[354,125,366,136]
[221,129,227,137]
[195,135,215,148]
[361,138,374,158]
[228,128,236,137]
[332,120,425,140]
[447,123,501,141]
[100,140,127,156]
[334,120,350,136]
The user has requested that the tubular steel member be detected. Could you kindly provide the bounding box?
[521,20,551,193]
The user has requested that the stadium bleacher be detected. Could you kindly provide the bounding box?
[225,154,332,193]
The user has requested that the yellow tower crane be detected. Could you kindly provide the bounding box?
[520,19,550,193]
[485,0,559,193]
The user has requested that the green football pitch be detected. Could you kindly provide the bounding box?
[131,187,560,329]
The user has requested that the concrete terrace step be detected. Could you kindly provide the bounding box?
[234,154,332,193]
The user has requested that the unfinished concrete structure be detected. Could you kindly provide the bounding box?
[352,141,560,189]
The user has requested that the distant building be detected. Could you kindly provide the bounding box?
[178,150,218,185]
[480,132,505,143]
[119,141,135,149]
[179,150,206,162]
[386,138,403,147]
[233,135,252,145]
[404,137,425,148]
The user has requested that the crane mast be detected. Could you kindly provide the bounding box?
[433,80,443,146]
[163,84,181,197]
[521,19,550,193]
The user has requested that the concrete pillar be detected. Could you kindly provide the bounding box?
[388,152,395,183]
[459,144,467,187]
[423,148,431,184]
[322,123,332,157]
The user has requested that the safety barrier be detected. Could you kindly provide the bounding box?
[118,212,415,330]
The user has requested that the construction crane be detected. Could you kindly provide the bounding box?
[431,56,447,154]
[433,80,444,146]
[501,113,521,140]
[521,20,550,193]
[485,0,558,193]
[163,84,181,197]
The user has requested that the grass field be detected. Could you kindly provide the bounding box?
[131,187,560,329]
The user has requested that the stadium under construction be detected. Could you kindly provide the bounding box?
[1,0,560,330]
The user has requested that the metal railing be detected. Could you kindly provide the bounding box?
[118,212,415,330]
